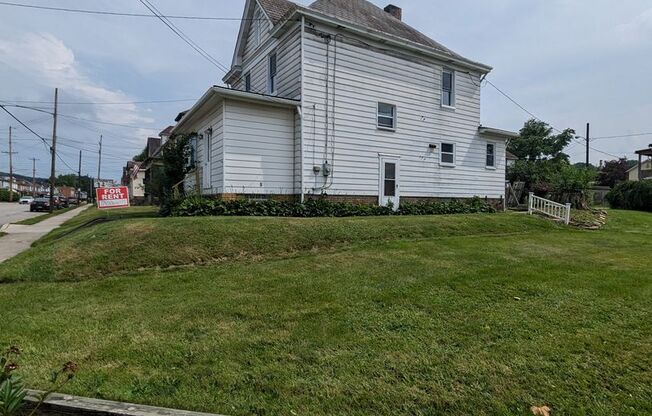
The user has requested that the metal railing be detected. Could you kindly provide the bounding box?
[528,192,571,224]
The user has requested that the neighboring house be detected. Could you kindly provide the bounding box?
[171,0,516,207]
[140,136,164,204]
[122,160,146,200]
[506,150,519,168]
[57,186,76,198]
[626,158,652,181]
[95,179,117,188]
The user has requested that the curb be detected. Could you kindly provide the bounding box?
[25,390,227,416]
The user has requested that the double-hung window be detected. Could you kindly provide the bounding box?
[245,73,251,92]
[377,102,396,130]
[268,53,277,95]
[440,142,455,166]
[442,69,455,108]
[486,143,496,168]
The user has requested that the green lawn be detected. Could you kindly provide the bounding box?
[0,210,650,415]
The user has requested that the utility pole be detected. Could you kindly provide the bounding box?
[2,126,18,202]
[97,134,102,184]
[77,150,82,202]
[585,122,590,168]
[49,88,58,213]
[29,157,39,196]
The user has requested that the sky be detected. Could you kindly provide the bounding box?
[1,0,651,181]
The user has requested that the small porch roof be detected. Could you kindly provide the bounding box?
[478,126,519,140]
[172,86,300,135]
[634,147,652,156]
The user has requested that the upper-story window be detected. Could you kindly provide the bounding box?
[268,53,277,95]
[440,142,455,166]
[377,102,396,130]
[442,69,455,108]
[245,73,251,92]
[486,143,496,168]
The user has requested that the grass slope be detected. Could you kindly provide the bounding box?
[0,209,558,282]
[1,210,651,415]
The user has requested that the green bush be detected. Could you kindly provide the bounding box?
[168,196,496,218]
[0,189,21,202]
[606,181,652,212]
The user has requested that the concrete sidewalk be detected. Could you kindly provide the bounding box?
[0,205,90,263]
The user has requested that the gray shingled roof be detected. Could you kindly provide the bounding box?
[257,0,297,25]
[256,0,486,69]
[309,0,465,58]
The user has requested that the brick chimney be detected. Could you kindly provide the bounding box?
[384,4,402,21]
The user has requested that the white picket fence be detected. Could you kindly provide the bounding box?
[528,192,572,224]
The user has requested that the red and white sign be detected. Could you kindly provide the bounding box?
[96,186,130,209]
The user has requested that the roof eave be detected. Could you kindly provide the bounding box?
[274,9,492,73]
[478,126,519,140]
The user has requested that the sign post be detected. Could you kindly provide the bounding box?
[96,186,130,210]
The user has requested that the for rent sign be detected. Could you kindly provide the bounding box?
[96,186,130,209]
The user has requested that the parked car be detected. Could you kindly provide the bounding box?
[19,196,34,205]
[30,198,51,212]
[59,197,69,208]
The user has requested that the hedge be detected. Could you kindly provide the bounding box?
[605,181,652,212]
[0,189,21,202]
[168,196,496,218]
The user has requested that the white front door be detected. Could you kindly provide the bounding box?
[379,156,400,209]
[202,132,212,189]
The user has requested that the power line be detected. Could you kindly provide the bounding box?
[0,1,265,21]
[591,132,652,141]
[483,78,623,160]
[1,97,197,106]
[138,0,230,74]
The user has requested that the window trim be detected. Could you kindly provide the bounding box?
[441,68,456,109]
[377,102,397,131]
[440,142,456,167]
[485,141,497,170]
[268,52,277,95]
[244,72,251,92]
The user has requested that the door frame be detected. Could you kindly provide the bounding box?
[378,154,400,209]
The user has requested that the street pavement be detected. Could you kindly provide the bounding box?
[0,202,44,227]
[0,204,90,263]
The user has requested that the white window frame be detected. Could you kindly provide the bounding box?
[268,52,277,95]
[485,142,496,169]
[440,142,456,167]
[441,68,455,109]
[377,102,397,131]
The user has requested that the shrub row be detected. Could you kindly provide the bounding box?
[606,181,652,212]
[0,189,21,202]
[168,196,496,218]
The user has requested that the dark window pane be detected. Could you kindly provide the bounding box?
[269,54,277,74]
[245,74,251,92]
[378,103,394,117]
[385,162,396,179]
[442,71,452,90]
[486,144,495,166]
[384,180,395,196]
[441,153,454,164]
[442,71,453,106]
[441,143,454,154]
[378,116,394,129]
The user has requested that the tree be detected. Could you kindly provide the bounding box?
[597,159,630,187]
[508,119,574,162]
[55,174,92,191]
[133,147,147,162]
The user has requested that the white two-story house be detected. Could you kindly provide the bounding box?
[172,0,516,207]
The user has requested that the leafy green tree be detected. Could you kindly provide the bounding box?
[156,134,192,214]
[133,148,148,162]
[55,174,93,192]
[508,119,574,162]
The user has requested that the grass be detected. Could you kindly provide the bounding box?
[1,210,651,415]
[0,208,559,282]
[14,206,75,225]
[0,232,5,238]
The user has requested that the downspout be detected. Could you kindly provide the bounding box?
[300,16,306,202]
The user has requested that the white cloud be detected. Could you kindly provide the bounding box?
[0,33,154,130]
[614,7,652,45]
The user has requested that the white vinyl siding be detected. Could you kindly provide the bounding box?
[232,25,302,100]
[301,21,505,199]
[223,99,296,194]
[243,4,271,61]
